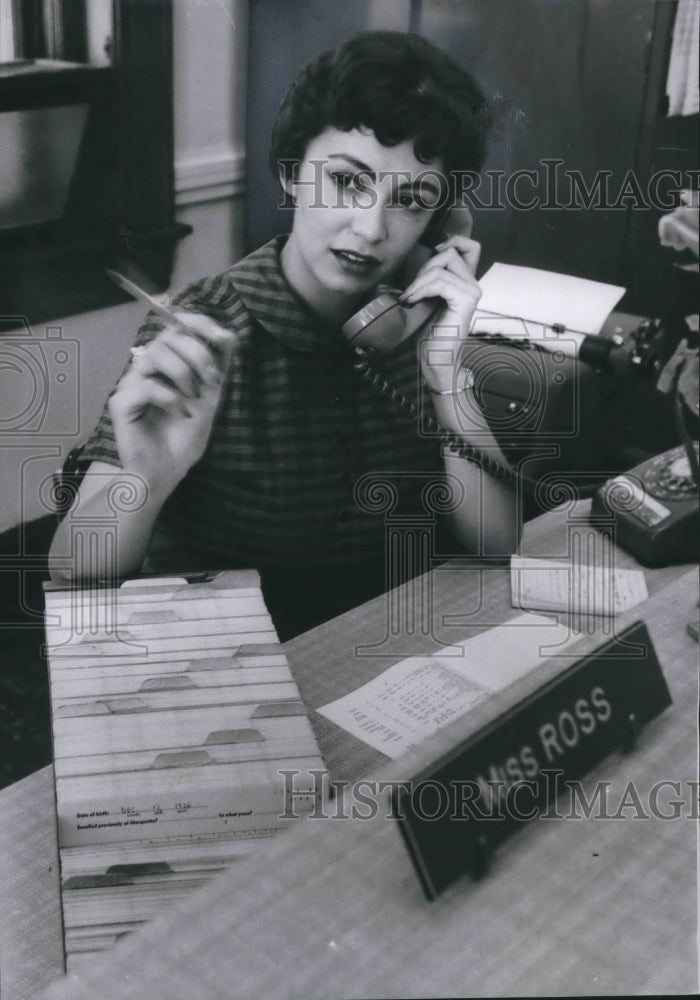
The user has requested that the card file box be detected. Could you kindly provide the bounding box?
[44,570,325,972]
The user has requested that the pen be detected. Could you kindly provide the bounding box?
[105,269,231,372]
[104,268,185,327]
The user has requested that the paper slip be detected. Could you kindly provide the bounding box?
[472,263,625,338]
[318,613,583,759]
[510,556,648,616]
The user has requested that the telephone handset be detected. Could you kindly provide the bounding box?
[591,444,699,566]
[341,205,528,488]
[342,292,441,352]
[341,203,473,352]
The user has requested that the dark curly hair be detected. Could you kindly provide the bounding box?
[270,31,491,187]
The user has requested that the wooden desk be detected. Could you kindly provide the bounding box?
[1,501,697,999]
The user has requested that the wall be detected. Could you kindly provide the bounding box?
[417,0,668,302]
[246,0,694,317]
[245,0,414,251]
[0,0,248,534]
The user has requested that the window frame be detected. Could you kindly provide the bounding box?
[0,0,190,327]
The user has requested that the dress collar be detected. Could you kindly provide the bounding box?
[228,235,352,355]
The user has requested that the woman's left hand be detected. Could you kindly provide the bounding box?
[401,234,482,391]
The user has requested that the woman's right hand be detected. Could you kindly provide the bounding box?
[109,311,238,497]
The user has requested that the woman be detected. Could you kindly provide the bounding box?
[50,31,520,639]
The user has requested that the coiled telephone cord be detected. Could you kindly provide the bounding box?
[352,348,525,489]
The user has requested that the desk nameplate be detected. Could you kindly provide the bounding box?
[394,620,672,900]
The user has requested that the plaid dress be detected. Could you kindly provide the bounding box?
[82,237,451,635]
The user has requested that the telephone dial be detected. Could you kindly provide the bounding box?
[591,444,699,566]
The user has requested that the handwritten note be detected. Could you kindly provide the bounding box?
[510,556,648,616]
[318,613,583,759]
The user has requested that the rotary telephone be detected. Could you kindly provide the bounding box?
[591,444,699,566]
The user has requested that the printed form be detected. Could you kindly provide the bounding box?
[318,613,584,759]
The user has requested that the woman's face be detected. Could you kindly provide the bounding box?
[281,127,446,320]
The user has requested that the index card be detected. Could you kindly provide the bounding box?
[510,556,649,616]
